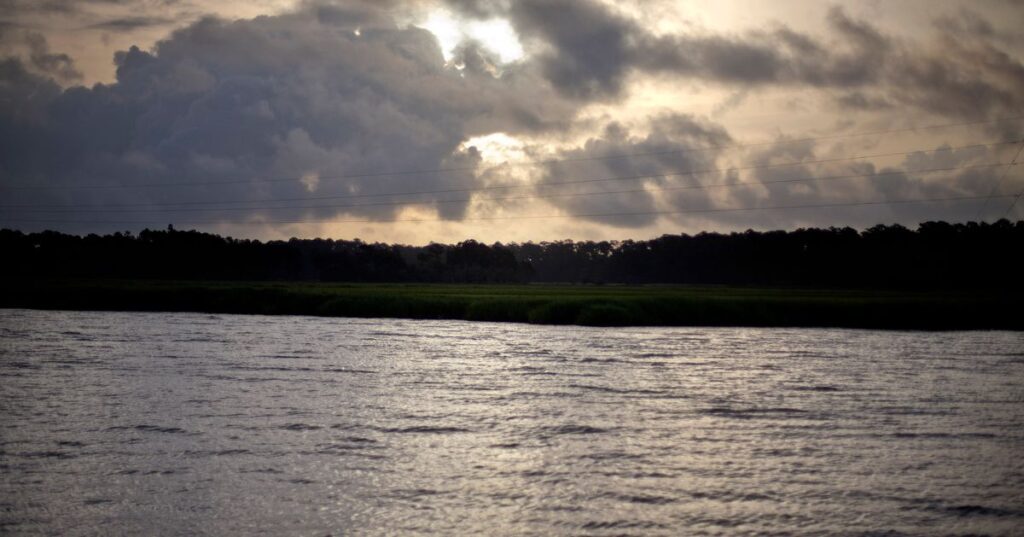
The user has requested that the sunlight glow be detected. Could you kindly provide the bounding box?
[420,10,524,64]
[460,133,528,164]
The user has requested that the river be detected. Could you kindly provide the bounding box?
[1,309,1022,536]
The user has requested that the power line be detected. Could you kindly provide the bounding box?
[3,116,1022,192]
[1,163,1009,214]
[1000,189,1024,220]
[2,194,1014,226]
[1,141,1016,210]
[975,140,1024,221]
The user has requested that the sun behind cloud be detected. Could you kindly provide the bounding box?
[418,9,524,64]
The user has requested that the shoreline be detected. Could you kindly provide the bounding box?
[2,280,1021,331]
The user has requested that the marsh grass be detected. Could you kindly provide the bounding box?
[2,279,1019,330]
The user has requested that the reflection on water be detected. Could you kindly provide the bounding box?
[1,309,1023,536]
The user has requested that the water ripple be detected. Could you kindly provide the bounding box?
[1,309,1022,536]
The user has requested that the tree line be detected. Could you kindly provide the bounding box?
[1,220,1021,288]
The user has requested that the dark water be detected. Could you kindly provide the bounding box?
[1,309,1023,536]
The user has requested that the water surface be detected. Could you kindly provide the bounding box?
[1,309,1022,535]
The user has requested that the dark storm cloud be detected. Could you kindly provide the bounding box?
[531,114,1017,229]
[443,0,507,19]
[0,2,578,232]
[676,136,1015,229]
[23,32,81,82]
[534,115,733,227]
[447,0,1024,121]
[0,0,198,42]
[834,92,893,111]
[1,0,1021,236]
[0,0,79,16]
[0,29,82,82]
[506,0,637,100]
[0,57,63,119]
[0,0,159,19]
[86,16,178,31]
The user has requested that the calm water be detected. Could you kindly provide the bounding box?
[1,309,1023,536]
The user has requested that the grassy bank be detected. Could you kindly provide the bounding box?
[1,279,1021,330]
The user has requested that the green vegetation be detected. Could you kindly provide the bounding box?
[2,280,1020,330]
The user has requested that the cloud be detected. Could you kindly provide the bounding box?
[1,0,1021,240]
[0,3,581,234]
[683,134,1014,229]
[531,115,733,227]
[0,57,63,123]
[442,0,508,19]
[447,0,1024,121]
[0,29,81,82]
[507,0,638,100]
[522,112,1017,230]
[23,32,81,82]
[0,0,81,16]
[86,16,178,31]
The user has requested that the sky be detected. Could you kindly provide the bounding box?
[1,0,1023,244]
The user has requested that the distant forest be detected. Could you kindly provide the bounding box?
[2,220,1022,288]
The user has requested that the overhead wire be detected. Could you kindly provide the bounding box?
[1,194,1016,226]
[0,162,1010,215]
[2,115,1022,192]
[0,141,1017,211]
[975,140,1024,221]
[2,116,1022,230]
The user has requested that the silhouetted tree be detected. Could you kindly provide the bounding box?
[2,220,1021,288]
